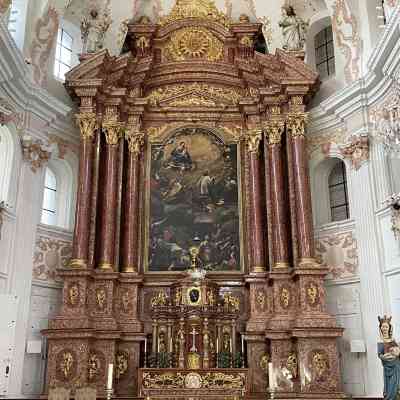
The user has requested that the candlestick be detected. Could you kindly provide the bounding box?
[105,388,113,400]
[107,363,113,390]
[268,362,274,390]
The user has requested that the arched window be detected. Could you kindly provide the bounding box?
[41,168,58,225]
[328,160,350,222]
[311,156,351,227]
[40,157,77,229]
[54,28,73,81]
[314,26,335,79]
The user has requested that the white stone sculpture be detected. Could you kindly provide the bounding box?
[81,5,112,54]
[278,6,309,52]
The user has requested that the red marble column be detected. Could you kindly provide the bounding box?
[265,120,290,269]
[98,116,122,270]
[245,129,265,273]
[288,112,315,264]
[70,113,97,269]
[121,131,144,273]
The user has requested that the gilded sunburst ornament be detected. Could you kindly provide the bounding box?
[166,27,223,61]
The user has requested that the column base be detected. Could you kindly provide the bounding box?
[69,258,87,268]
[297,257,319,268]
[121,266,138,273]
[252,265,266,273]
[98,262,114,270]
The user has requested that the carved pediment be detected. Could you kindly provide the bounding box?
[65,49,111,82]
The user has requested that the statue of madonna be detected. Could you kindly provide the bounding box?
[378,315,400,400]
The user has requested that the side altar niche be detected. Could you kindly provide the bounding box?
[43,0,345,399]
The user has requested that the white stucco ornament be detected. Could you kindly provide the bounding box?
[385,193,400,240]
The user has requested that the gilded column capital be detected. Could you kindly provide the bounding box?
[264,120,285,145]
[244,128,263,154]
[287,112,308,139]
[102,116,123,146]
[125,129,145,158]
[76,112,98,141]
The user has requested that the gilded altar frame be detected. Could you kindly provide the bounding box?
[143,124,246,274]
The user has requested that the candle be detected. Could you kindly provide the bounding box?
[107,363,113,390]
[268,362,274,390]
[229,338,232,353]
[216,337,219,353]
[241,335,244,354]
[144,338,147,354]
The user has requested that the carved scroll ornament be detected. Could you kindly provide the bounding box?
[287,113,308,138]
[265,120,285,145]
[102,109,123,145]
[244,129,263,154]
[20,135,52,173]
[125,130,145,158]
[76,113,98,141]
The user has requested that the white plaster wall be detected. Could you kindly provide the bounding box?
[22,282,63,395]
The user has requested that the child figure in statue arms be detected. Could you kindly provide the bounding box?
[378,316,400,400]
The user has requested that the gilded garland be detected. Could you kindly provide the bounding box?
[146,83,244,107]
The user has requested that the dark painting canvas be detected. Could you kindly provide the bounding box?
[148,128,241,272]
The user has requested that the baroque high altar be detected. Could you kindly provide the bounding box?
[44,1,345,399]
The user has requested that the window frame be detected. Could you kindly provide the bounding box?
[328,161,350,222]
[314,26,335,79]
[54,28,73,81]
[41,168,58,226]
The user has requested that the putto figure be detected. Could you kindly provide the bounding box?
[278,6,309,52]
[378,315,400,400]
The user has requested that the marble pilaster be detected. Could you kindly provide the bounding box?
[244,128,266,273]
[98,110,122,271]
[121,129,144,273]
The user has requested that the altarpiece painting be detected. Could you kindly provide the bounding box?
[147,127,241,272]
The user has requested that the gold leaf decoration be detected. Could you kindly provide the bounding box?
[146,83,243,106]
[166,27,223,62]
[160,0,230,28]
